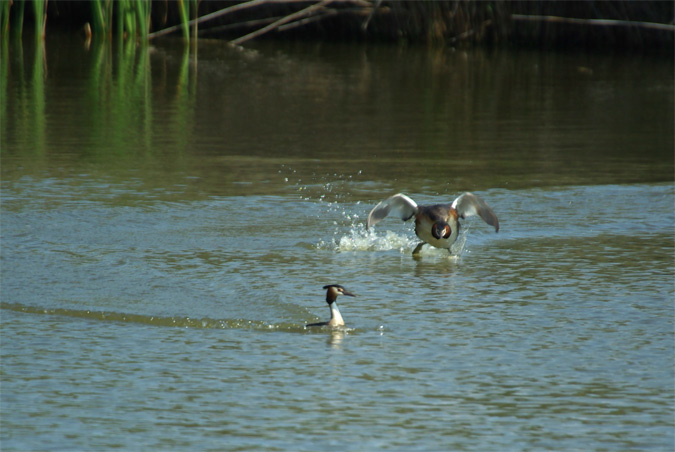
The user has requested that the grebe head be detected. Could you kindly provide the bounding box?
[322,284,356,304]
[431,221,452,240]
[306,284,356,328]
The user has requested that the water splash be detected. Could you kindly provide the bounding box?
[318,220,469,258]
[278,165,364,205]
[317,222,416,253]
[278,165,470,257]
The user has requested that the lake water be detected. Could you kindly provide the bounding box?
[1,35,673,451]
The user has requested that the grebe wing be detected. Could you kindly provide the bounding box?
[366,193,418,229]
[451,192,499,232]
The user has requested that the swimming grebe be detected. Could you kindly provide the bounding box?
[306,284,355,327]
[366,192,499,254]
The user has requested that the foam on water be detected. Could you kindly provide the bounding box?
[318,222,415,252]
[317,217,470,260]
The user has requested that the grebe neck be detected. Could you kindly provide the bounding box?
[328,302,345,327]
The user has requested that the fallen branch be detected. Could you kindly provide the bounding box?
[148,0,376,40]
[148,0,272,39]
[198,16,282,36]
[511,14,675,32]
[276,10,339,33]
[230,0,333,45]
[277,6,381,33]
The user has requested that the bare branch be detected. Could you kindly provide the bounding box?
[148,0,374,40]
[230,0,334,46]
[148,0,273,39]
[277,10,339,33]
[511,14,675,32]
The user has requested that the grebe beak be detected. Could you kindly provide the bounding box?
[432,222,451,240]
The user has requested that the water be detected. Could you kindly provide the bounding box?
[1,36,673,451]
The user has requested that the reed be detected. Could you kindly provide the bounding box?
[0,26,8,144]
[135,0,151,38]
[174,43,196,150]
[4,35,47,156]
[31,38,47,155]
[15,1,25,37]
[88,0,152,39]
[33,0,47,40]
[82,37,157,157]
[191,0,199,42]
[90,0,108,36]
[0,0,12,38]
[2,1,672,50]
[177,0,190,41]
[117,0,152,39]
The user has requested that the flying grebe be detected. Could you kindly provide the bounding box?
[366,192,499,254]
[306,284,355,327]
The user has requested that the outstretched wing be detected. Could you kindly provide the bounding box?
[451,192,499,232]
[366,193,418,229]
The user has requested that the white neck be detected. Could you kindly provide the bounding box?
[328,303,345,327]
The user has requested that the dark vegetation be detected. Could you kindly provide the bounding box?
[2,0,673,52]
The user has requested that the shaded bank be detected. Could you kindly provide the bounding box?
[2,0,674,52]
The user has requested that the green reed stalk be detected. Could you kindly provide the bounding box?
[31,38,47,155]
[177,0,190,42]
[15,0,25,37]
[126,9,136,38]
[33,0,47,40]
[1,0,11,38]
[0,30,8,142]
[116,0,124,38]
[91,0,107,35]
[91,0,150,39]
[191,0,198,43]
[173,42,195,151]
[136,39,151,150]
[134,0,150,38]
